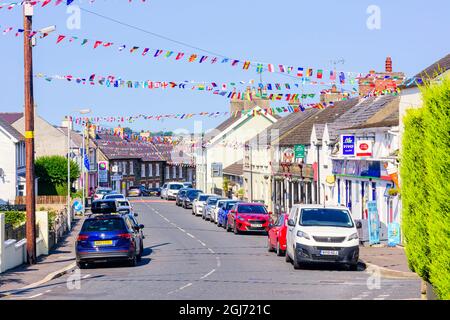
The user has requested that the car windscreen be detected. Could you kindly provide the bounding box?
[199,195,210,201]
[187,191,200,199]
[207,198,219,205]
[106,194,124,199]
[169,184,183,190]
[225,202,238,210]
[91,201,116,213]
[300,209,354,228]
[97,190,111,195]
[238,205,267,214]
[81,218,126,232]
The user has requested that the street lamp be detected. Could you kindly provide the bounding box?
[23,1,56,265]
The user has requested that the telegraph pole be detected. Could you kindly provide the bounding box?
[24,1,36,265]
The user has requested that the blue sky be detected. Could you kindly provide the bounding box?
[0,0,449,133]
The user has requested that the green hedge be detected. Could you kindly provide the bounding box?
[401,76,450,299]
[2,211,26,227]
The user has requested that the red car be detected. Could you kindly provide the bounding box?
[267,213,288,256]
[226,203,270,234]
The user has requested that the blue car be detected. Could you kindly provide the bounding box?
[76,214,144,268]
[217,200,240,228]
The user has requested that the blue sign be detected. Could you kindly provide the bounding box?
[367,200,380,245]
[342,135,355,156]
[388,222,401,247]
[73,200,83,212]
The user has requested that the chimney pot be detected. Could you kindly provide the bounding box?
[385,56,392,73]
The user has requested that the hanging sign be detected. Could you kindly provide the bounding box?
[294,144,305,159]
[98,161,109,183]
[356,140,373,157]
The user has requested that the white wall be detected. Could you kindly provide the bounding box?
[0,130,18,204]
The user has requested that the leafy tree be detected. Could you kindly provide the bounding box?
[35,155,80,196]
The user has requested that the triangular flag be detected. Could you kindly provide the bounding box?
[56,35,66,44]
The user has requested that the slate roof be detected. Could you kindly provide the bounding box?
[0,116,24,141]
[0,112,23,125]
[223,161,243,177]
[278,98,360,146]
[326,95,399,142]
[402,53,450,88]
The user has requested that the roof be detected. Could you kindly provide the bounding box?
[403,53,450,88]
[0,112,23,125]
[327,95,399,141]
[278,97,361,146]
[0,116,24,141]
[223,161,243,176]
[58,127,96,148]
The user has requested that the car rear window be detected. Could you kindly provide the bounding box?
[98,190,111,194]
[207,198,219,205]
[225,202,238,210]
[82,218,126,232]
[187,190,200,198]
[199,195,210,201]
[238,205,267,214]
[169,184,183,190]
[91,201,117,213]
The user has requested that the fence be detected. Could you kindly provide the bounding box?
[14,196,67,205]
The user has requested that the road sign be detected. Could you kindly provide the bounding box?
[294,144,305,159]
[73,199,83,212]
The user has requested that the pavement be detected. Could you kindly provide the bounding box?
[0,197,421,300]
[0,215,84,298]
[359,246,419,279]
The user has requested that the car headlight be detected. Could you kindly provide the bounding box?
[347,232,359,241]
[296,230,310,239]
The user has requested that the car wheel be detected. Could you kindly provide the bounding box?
[77,261,88,269]
[226,222,231,232]
[267,238,273,252]
[348,263,358,271]
[285,250,292,263]
[137,243,143,262]
[217,220,222,228]
[129,254,137,267]
[293,250,302,270]
[276,241,284,256]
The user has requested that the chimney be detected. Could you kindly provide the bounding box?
[385,57,392,73]
[229,86,270,114]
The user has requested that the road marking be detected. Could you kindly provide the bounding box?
[208,248,215,254]
[82,274,91,279]
[179,283,193,290]
[186,233,195,239]
[198,241,206,246]
[216,256,221,267]
[177,227,186,233]
[200,269,216,279]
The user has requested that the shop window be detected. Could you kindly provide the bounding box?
[141,164,145,177]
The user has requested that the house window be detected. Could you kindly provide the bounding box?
[155,164,160,176]
[179,166,183,178]
[141,163,145,177]
[166,166,169,179]
[148,164,153,177]
[122,161,127,175]
[172,166,176,179]
[129,161,134,175]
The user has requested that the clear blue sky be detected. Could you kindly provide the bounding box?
[0,0,449,133]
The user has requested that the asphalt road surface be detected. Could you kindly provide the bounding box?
[8,197,421,300]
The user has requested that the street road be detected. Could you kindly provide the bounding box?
[9,198,421,300]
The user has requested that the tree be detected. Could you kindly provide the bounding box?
[35,155,80,196]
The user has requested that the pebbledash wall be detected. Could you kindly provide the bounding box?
[0,212,49,273]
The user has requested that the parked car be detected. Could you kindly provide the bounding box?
[203,196,225,221]
[175,188,191,206]
[93,187,112,201]
[183,182,193,188]
[210,199,228,224]
[160,183,168,199]
[285,205,361,270]
[91,199,119,214]
[226,203,270,234]
[162,182,184,200]
[75,214,144,268]
[182,189,203,209]
[192,193,215,216]
[267,213,288,256]
[128,185,149,197]
[148,187,161,196]
[103,193,126,200]
[217,200,239,228]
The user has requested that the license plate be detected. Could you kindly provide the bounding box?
[252,224,263,228]
[320,250,339,256]
[94,240,113,246]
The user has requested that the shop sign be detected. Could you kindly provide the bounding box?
[356,140,373,157]
[342,135,355,156]
[98,161,108,183]
[282,148,295,163]
[367,201,380,245]
[294,144,305,159]
[388,222,401,247]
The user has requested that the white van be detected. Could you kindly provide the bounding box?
[285,204,360,270]
[163,182,184,200]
